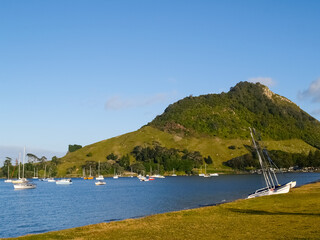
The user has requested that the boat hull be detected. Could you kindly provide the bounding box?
[56,179,72,185]
[95,181,106,185]
[248,183,291,199]
[96,175,104,180]
[13,183,36,189]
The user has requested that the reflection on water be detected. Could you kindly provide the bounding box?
[0,172,319,238]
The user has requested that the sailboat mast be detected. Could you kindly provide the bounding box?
[249,128,271,188]
[18,153,21,179]
[22,147,25,178]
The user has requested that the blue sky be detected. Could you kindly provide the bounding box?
[1,0,320,162]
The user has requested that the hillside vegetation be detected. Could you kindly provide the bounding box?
[149,81,320,148]
[56,82,320,176]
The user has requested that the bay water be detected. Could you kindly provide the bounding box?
[1,172,319,238]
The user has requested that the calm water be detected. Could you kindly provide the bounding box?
[1,173,319,238]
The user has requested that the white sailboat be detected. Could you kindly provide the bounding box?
[203,164,211,178]
[12,153,26,184]
[198,166,205,177]
[113,168,119,179]
[247,128,295,199]
[151,164,165,178]
[32,168,38,179]
[96,161,104,180]
[171,168,177,177]
[4,164,12,183]
[13,148,36,189]
[39,165,48,181]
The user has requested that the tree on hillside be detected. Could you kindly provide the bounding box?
[119,154,130,170]
[204,155,213,164]
[107,153,118,161]
[68,144,82,153]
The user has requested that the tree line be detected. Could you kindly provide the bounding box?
[224,149,320,171]
[0,155,60,179]
[65,145,213,176]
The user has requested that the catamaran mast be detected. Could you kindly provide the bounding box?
[249,127,272,189]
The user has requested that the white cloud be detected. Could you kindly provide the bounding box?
[248,77,275,87]
[299,78,320,103]
[105,92,177,110]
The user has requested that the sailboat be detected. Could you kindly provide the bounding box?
[96,161,104,180]
[4,164,12,183]
[198,166,205,177]
[32,168,38,179]
[247,128,295,198]
[171,168,177,177]
[203,164,211,178]
[151,164,165,178]
[82,167,87,179]
[95,162,106,185]
[11,153,27,184]
[113,168,119,179]
[13,148,36,189]
[87,166,94,180]
[39,165,48,181]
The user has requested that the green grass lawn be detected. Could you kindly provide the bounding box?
[9,181,320,240]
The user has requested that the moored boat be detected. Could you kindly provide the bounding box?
[47,178,56,182]
[13,182,36,189]
[95,180,106,185]
[56,179,72,185]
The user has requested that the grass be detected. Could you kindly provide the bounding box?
[57,126,316,176]
[8,181,320,240]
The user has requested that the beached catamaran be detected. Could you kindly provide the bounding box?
[248,128,296,198]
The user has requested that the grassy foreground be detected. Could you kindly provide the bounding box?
[9,182,320,240]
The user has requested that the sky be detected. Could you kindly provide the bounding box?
[1,0,320,163]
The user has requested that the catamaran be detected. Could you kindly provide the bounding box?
[248,128,296,198]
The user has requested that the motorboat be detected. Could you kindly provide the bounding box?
[48,178,56,182]
[96,175,104,180]
[95,180,106,185]
[56,179,72,185]
[13,182,36,189]
[210,173,219,176]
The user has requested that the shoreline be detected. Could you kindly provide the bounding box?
[6,178,320,240]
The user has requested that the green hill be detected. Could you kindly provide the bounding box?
[56,82,320,176]
[149,81,320,148]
